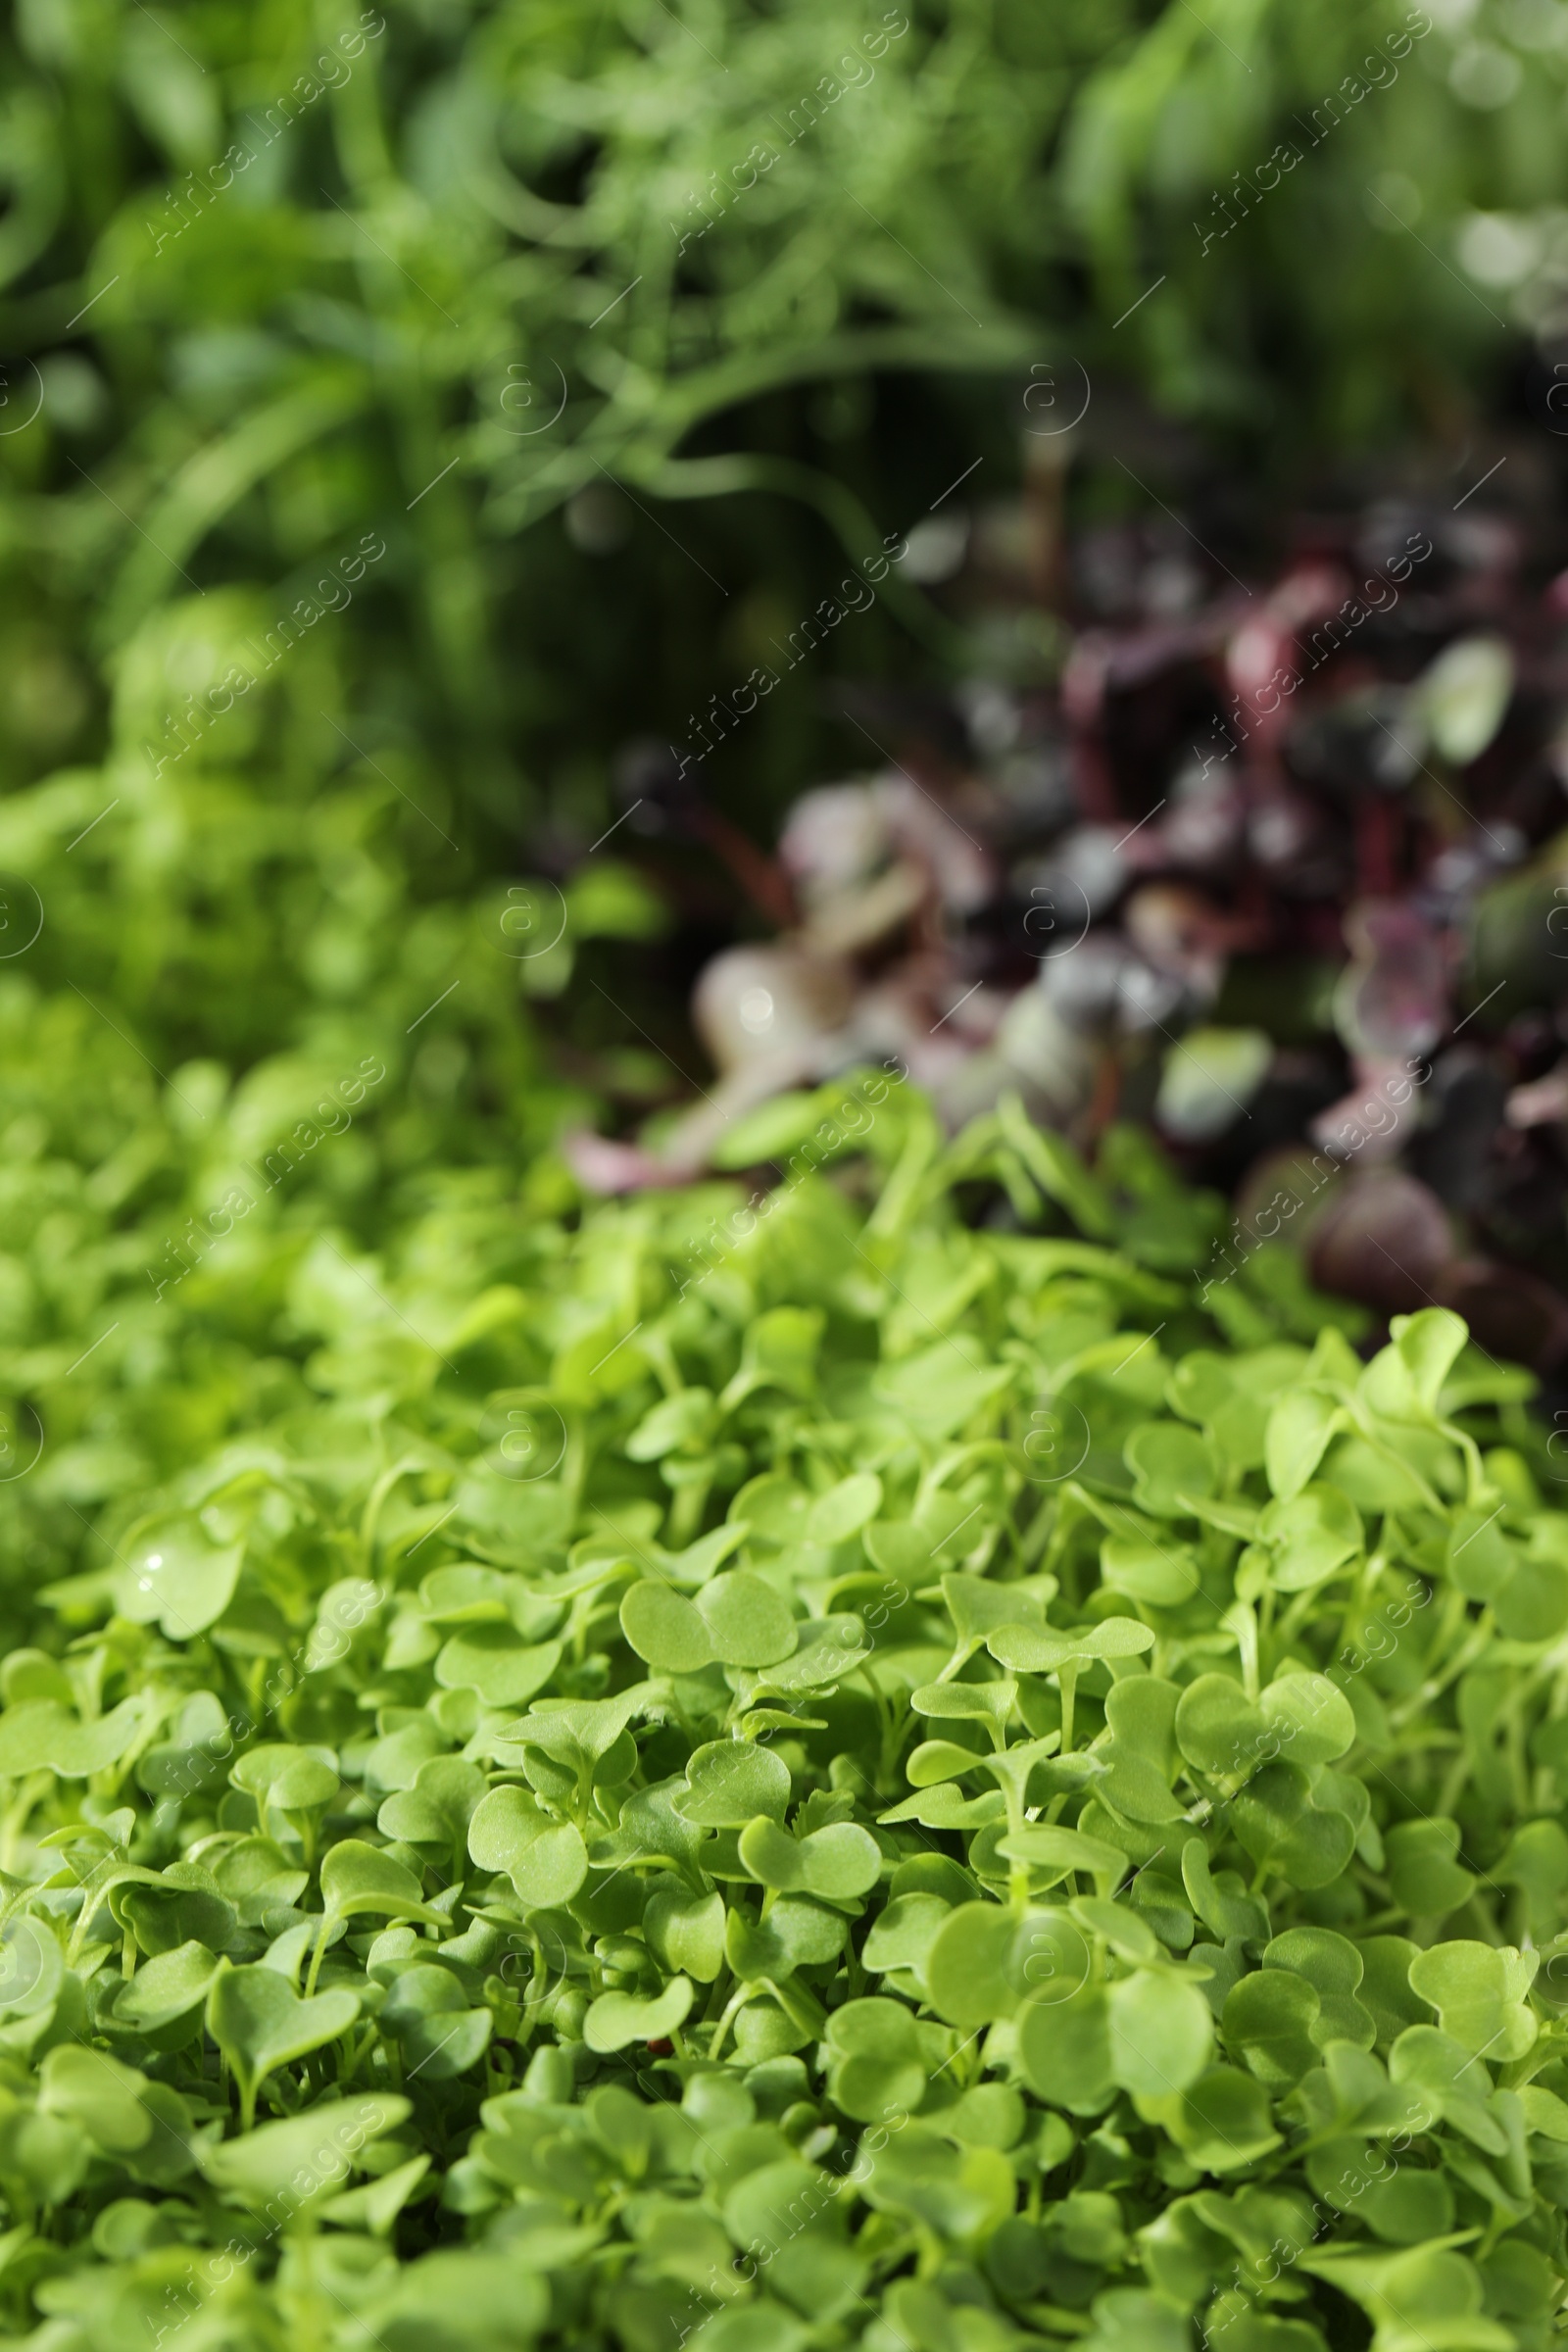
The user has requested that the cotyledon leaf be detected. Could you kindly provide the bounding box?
[0,1698,145,1779]
[198,2095,412,2211]
[619,1570,797,1672]
[207,1964,360,2126]
[466,1788,589,1910]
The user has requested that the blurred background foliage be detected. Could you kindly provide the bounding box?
[1,0,1564,908]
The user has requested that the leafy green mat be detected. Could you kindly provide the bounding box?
[0,1076,1564,2352]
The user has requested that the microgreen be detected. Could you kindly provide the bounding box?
[0,1104,1561,2352]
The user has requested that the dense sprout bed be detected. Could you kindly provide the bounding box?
[3,1080,1567,2352]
